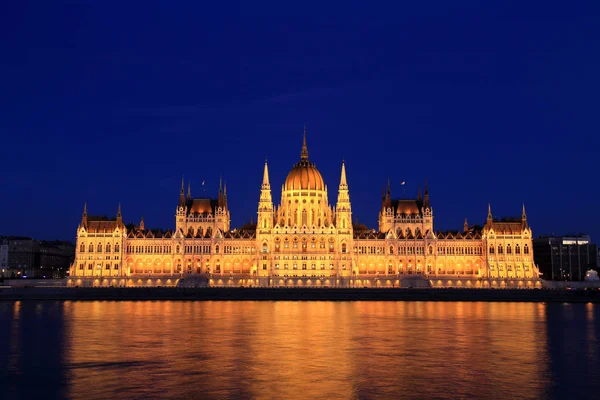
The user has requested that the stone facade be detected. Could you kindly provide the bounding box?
[68,130,541,288]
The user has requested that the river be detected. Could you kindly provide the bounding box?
[1,301,599,399]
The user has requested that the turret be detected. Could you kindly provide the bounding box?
[187,181,191,200]
[522,203,529,230]
[81,202,88,228]
[486,203,493,226]
[139,215,145,231]
[336,160,352,230]
[464,217,469,233]
[179,176,185,207]
[423,181,430,209]
[257,160,274,230]
[116,203,122,225]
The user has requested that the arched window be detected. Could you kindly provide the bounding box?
[214,245,219,254]
[515,244,521,254]
[428,246,433,255]
[106,243,111,253]
[498,245,503,254]
[524,244,529,254]
[389,246,394,254]
[406,228,412,237]
[415,227,421,236]
[262,243,268,253]
[507,244,512,254]
[176,245,181,253]
[206,227,212,236]
[97,243,102,252]
[115,243,120,252]
[79,243,85,252]
[342,243,347,253]
[302,209,307,226]
[489,246,494,254]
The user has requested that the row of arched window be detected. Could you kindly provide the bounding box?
[489,244,529,255]
[80,243,120,253]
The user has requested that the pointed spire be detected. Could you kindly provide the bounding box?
[522,203,529,229]
[301,124,309,160]
[522,203,527,219]
[187,181,191,199]
[81,202,88,227]
[179,176,185,207]
[487,203,493,222]
[140,215,145,231]
[262,160,270,186]
[339,160,347,187]
[386,178,391,196]
[116,203,122,225]
[423,180,430,208]
[219,175,223,193]
[417,187,422,201]
[464,217,469,232]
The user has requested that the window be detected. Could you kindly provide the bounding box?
[507,244,512,254]
[105,264,110,270]
[79,243,85,252]
[106,244,111,252]
[489,246,494,254]
[89,243,93,252]
[97,244,102,252]
[262,243,268,253]
[342,243,347,253]
[524,244,529,254]
[515,244,521,254]
[498,245,503,254]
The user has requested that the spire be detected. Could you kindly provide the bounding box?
[417,187,422,201]
[464,217,469,232]
[81,202,88,227]
[386,178,391,196]
[423,180,430,208]
[140,215,145,231]
[339,160,347,187]
[116,203,122,225]
[301,124,309,160]
[522,203,529,229]
[262,160,270,186]
[187,181,191,199]
[179,175,185,207]
[487,203,493,223]
[219,176,223,194]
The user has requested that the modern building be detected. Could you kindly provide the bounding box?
[533,235,598,281]
[68,130,540,288]
[3,236,74,278]
[0,238,8,275]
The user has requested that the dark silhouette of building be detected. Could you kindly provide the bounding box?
[533,235,598,281]
[1,236,74,279]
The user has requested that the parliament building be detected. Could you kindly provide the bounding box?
[68,130,541,288]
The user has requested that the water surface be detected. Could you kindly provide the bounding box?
[1,301,598,399]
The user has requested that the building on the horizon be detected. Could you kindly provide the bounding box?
[68,129,541,288]
[533,235,598,281]
[2,236,75,279]
[0,238,8,274]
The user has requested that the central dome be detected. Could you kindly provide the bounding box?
[283,130,325,191]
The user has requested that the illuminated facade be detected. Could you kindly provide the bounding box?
[69,130,540,288]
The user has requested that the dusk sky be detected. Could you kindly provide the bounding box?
[1,1,599,242]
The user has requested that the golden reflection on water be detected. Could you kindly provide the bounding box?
[35,301,555,400]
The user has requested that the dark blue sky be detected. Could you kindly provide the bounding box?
[1,1,599,242]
